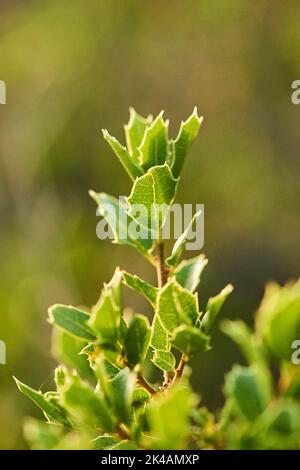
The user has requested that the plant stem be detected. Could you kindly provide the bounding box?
[137,372,157,396]
[116,423,130,440]
[156,241,168,288]
[173,354,188,383]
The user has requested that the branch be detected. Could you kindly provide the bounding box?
[116,423,130,440]
[156,241,168,288]
[137,372,157,396]
[172,354,188,384]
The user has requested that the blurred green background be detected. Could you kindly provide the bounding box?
[0,0,299,449]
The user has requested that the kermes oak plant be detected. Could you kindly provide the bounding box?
[16,109,300,450]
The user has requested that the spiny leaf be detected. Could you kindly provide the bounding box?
[124,315,151,366]
[127,163,178,232]
[166,209,202,267]
[151,350,176,373]
[48,305,95,341]
[171,107,203,178]
[150,314,170,352]
[102,129,143,180]
[171,325,210,357]
[174,254,208,292]
[157,279,199,333]
[89,191,154,255]
[14,378,71,427]
[124,108,153,164]
[201,284,233,333]
[138,111,169,170]
[122,271,158,307]
[88,268,122,349]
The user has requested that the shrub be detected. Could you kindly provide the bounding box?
[15,109,300,450]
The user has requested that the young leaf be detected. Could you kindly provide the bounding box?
[89,191,154,255]
[122,271,158,307]
[146,384,192,450]
[171,325,210,357]
[151,350,176,373]
[102,129,143,181]
[88,268,122,349]
[92,435,119,450]
[225,366,269,421]
[127,163,178,231]
[138,111,169,170]
[62,377,115,431]
[157,279,199,333]
[48,305,95,341]
[174,254,208,292]
[221,320,264,365]
[150,314,170,352]
[201,284,233,333]
[124,315,151,366]
[132,388,151,406]
[108,368,136,424]
[52,329,95,382]
[14,378,71,427]
[124,108,153,163]
[171,107,203,178]
[23,418,63,450]
[256,280,300,361]
[166,209,202,267]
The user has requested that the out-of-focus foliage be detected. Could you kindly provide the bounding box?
[1,0,300,449]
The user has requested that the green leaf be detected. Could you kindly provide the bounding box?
[89,191,154,254]
[157,279,199,333]
[256,280,300,361]
[62,377,115,431]
[88,268,122,349]
[23,418,63,450]
[122,271,158,307]
[124,315,151,366]
[138,111,169,170]
[225,365,269,422]
[221,320,266,366]
[132,387,150,406]
[151,350,176,373]
[171,107,203,178]
[124,108,153,163]
[102,129,143,181]
[171,325,210,357]
[127,163,178,232]
[52,329,95,382]
[166,209,202,267]
[14,378,71,427]
[147,384,192,450]
[201,284,233,333]
[48,305,95,341]
[174,254,208,292]
[92,435,119,450]
[109,368,136,424]
[150,314,170,352]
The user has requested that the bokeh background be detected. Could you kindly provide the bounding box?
[0,0,300,449]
